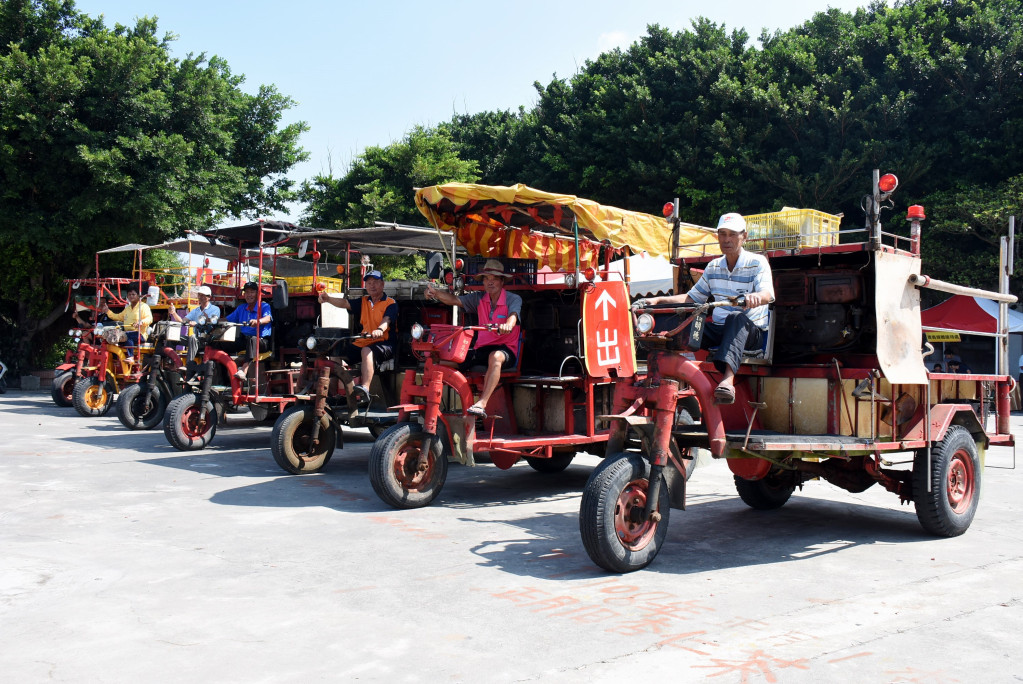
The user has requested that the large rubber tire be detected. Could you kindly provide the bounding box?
[369,422,448,509]
[271,406,337,474]
[579,452,670,573]
[734,469,796,510]
[51,371,75,407]
[368,423,388,439]
[525,451,575,473]
[72,377,115,417]
[913,425,981,537]
[164,393,218,451]
[116,382,167,430]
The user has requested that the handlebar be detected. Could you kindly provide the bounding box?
[631,294,748,314]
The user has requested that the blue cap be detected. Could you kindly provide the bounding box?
[364,270,383,281]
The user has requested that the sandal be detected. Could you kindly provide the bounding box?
[466,405,488,420]
[351,384,371,405]
[713,384,736,405]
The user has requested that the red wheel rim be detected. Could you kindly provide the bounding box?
[62,378,74,402]
[392,442,433,491]
[180,405,211,438]
[614,479,657,551]
[946,449,976,514]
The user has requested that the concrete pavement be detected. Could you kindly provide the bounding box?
[1,391,1021,682]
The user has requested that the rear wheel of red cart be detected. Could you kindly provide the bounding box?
[579,452,670,573]
[164,393,218,451]
[72,377,114,417]
[51,371,75,407]
[271,406,337,474]
[369,422,448,509]
[913,425,980,536]
[525,450,575,473]
[734,469,796,510]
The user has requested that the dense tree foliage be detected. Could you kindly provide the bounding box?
[0,0,307,370]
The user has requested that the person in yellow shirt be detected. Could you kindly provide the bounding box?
[99,285,153,349]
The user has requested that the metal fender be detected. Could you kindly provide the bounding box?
[727,457,772,481]
[901,403,985,446]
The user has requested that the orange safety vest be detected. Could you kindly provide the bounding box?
[355,295,396,347]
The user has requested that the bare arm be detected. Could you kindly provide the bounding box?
[424,285,463,308]
[318,291,351,310]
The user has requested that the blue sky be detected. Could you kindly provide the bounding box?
[73,0,877,223]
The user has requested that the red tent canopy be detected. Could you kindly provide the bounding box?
[921,295,1023,334]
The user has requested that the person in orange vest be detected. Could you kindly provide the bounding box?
[319,270,397,405]
[426,259,521,419]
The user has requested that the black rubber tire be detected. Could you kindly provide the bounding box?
[579,452,670,573]
[164,393,218,451]
[271,406,337,474]
[525,451,575,473]
[369,422,448,509]
[734,470,796,510]
[51,371,75,407]
[913,425,981,537]
[116,382,167,430]
[72,377,114,417]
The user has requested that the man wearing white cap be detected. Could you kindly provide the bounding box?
[425,259,522,419]
[170,285,221,363]
[634,212,774,404]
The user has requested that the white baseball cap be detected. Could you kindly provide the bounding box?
[716,212,747,233]
[196,285,212,296]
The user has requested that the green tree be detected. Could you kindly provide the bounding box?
[301,125,479,229]
[0,0,308,370]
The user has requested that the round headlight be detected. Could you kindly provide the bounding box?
[209,316,219,325]
[95,323,103,332]
[198,316,207,325]
[637,313,655,334]
[564,274,577,288]
[76,329,83,338]
[68,329,75,336]
[72,281,80,289]
[305,336,317,350]
[411,323,424,340]
[453,276,464,291]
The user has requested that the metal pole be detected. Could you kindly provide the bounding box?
[999,236,1009,376]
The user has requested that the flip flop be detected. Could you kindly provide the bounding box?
[466,405,488,420]
[714,385,735,405]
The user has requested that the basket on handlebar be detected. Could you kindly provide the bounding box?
[414,324,475,363]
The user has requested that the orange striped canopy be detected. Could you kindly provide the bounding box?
[415,183,716,271]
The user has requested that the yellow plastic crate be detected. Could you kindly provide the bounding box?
[281,276,345,294]
[745,208,841,250]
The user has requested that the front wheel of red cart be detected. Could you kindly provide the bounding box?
[579,452,670,573]
[913,425,981,537]
[164,393,218,451]
[369,422,448,509]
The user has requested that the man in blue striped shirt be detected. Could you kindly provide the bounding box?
[635,213,774,404]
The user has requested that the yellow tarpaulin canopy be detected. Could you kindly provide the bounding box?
[415,183,717,271]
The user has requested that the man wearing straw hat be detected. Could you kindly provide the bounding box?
[633,212,774,405]
[425,259,522,419]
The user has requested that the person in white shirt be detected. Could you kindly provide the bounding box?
[633,212,774,405]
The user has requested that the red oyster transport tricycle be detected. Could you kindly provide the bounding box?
[579,171,1016,573]
[367,184,717,509]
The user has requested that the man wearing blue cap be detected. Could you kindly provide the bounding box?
[633,212,774,404]
[319,270,397,405]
